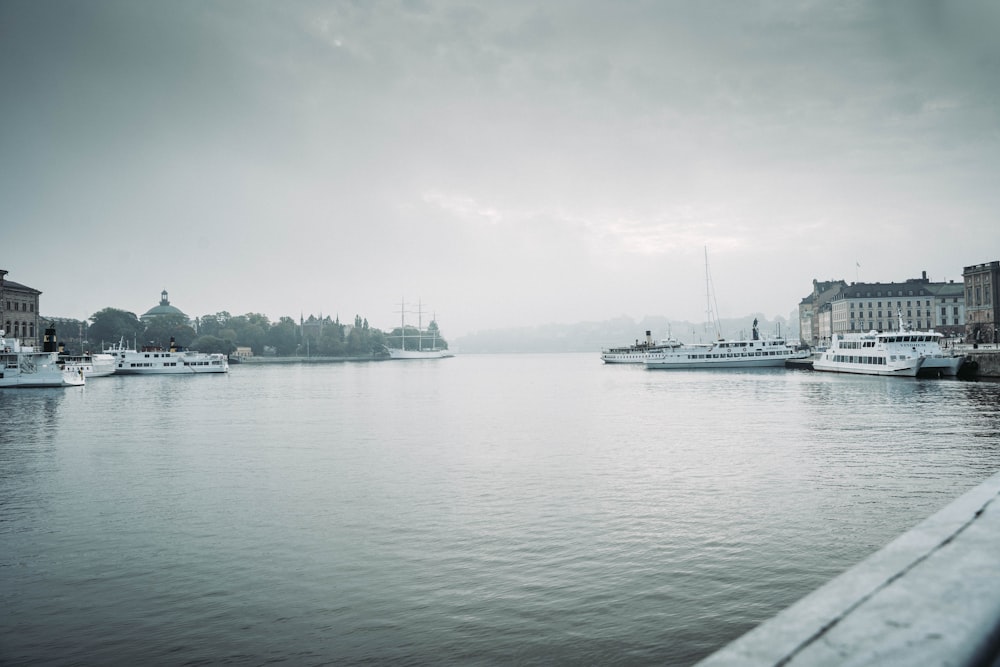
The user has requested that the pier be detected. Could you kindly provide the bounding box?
[964,346,1000,378]
[696,471,1000,666]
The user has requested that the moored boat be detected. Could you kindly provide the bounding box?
[57,343,116,378]
[645,319,809,370]
[1,328,85,388]
[813,312,962,378]
[813,330,924,377]
[601,330,683,364]
[105,337,229,374]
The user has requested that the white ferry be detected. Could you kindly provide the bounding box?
[601,330,683,364]
[813,312,963,378]
[106,337,229,375]
[645,320,809,370]
[58,346,116,378]
[1,328,85,388]
[813,331,924,377]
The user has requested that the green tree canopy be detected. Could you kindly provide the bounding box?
[142,313,196,349]
[88,308,144,349]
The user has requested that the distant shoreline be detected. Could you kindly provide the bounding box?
[240,355,387,364]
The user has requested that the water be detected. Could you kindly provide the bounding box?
[2,355,999,665]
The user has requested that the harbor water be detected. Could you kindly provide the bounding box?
[3,354,999,665]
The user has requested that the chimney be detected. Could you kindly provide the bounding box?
[43,327,57,352]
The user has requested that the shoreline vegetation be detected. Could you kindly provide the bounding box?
[46,308,797,358]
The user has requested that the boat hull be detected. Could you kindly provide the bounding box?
[813,357,923,377]
[917,355,965,377]
[0,371,84,388]
[387,348,454,359]
[646,355,806,370]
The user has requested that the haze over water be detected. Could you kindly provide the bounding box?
[3,355,999,665]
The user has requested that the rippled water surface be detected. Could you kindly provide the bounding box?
[3,355,999,665]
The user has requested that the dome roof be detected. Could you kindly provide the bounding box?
[142,290,187,320]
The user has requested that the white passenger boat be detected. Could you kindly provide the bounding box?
[887,312,965,376]
[386,299,454,359]
[105,337,229,374]
[813,331,924,377]
[645,320,809,370]
[601,330,684,364]
[813,312,963,378]
[0,328,85,388]
[58,347,116,377]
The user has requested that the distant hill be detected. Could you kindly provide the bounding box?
[453,314,798,354]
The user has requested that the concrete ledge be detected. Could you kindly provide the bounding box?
[696,471,1000,666]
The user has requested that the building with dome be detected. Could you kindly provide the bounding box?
[141,290,188,323]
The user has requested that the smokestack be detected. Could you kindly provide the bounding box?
[43,327,57,352]
[646,330,652,346]
[169,336,177,352]
[58,341,66,355]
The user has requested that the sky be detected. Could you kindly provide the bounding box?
[2,1,999,338]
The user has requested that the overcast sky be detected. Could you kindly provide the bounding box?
[2,1,998,337]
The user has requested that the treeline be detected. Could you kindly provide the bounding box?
[56,308,411,357]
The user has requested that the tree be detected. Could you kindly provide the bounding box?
[190,335,234,355]
[142,313,196,349]
[88,308,144,348]
[267,316,299,356]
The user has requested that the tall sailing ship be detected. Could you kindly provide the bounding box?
[386,299,453,359]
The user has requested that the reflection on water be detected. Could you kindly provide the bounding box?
[1,358,999,666]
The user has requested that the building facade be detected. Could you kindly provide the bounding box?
[963,261,1000,343]
[798,279,848,347]
[1,269,42,346]
[800,271,971,347]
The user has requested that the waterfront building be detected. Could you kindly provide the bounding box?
[0,269,42,347]
[927,280,966,339]
[798,279,848,347]
[800,271,969,347]
[963,261,999,344]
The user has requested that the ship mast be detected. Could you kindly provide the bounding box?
[704,246,722,340]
